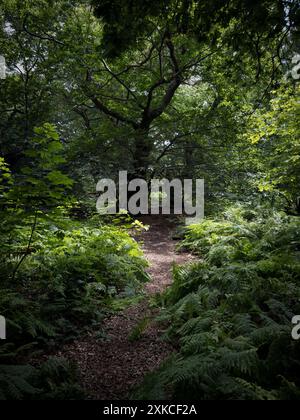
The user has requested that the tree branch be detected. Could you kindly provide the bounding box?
[141,36,182,128]
[101,59,142,106]
[22,15,65,46]
[91,96,139,129]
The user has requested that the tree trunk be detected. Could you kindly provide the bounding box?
[131,129,153,181]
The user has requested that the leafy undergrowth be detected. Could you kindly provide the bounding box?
[0,354,84,400]
[134,206,300,400]
[0,220,148,399]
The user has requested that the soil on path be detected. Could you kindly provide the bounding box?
[59,216,194,400]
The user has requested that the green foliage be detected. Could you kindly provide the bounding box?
[9,123,73,211]
[0,157,13,207]
[135,206,300,400]
[1,0,299,402]
[0,356,84,400]
[128,317,150,342]
[1,222,148,346]
[0,363,38,400]
[34,357,84,400]
[0,215,148,399]
[92,0,294,57]
[245,85,300,213]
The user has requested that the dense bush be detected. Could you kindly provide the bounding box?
[1,222,148,344]
[0,354,84,400]
[135,206,300,400]
[0,123,150,399]
[0,219,148,399]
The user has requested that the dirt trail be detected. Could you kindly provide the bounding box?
[59,216,194,400]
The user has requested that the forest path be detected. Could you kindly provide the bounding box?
[59,216,194,400]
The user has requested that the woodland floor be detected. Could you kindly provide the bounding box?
[58,216,194,400]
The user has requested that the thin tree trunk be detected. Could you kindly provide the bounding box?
[11,211,38,281]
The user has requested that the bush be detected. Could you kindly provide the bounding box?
[1,222,148,345]
[0,220,148,399]
[135,206,300,400]
[0,355,84,400]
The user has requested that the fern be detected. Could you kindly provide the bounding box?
[135,206,300,400]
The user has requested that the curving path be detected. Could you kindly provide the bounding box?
[58,216,194,400]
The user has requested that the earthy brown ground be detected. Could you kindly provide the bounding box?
[58,216,194,400]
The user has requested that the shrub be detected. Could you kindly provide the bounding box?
[0,221,148,399]
[135,206,300,400]
[1,223,148,345]
[0,354,84,400]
